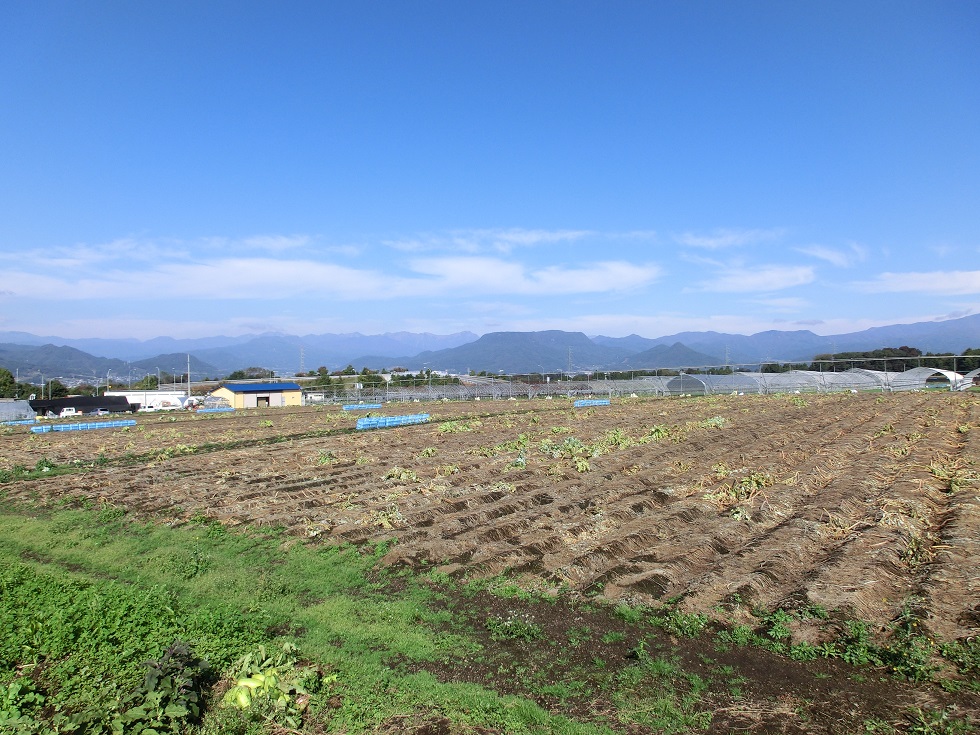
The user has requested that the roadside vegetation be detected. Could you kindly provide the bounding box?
[1,498,976,734]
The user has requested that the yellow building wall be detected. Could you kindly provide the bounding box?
[210,386,243,409]
[210,387,302,409]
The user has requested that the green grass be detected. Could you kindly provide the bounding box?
[2,499,977,734]
[0,503,609,734]
[611,654,712,733]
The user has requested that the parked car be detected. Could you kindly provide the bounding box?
[58,407,79,418]
[93,408,110,415]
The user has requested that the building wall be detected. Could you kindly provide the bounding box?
[106,390,186,409]
[210,387,301,409]
[211,387,243,409]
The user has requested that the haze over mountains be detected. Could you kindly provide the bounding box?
[1,313,978,381]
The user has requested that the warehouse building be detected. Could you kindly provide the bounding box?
[209,382,303,409]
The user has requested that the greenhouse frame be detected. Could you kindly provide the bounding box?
[301,367,975,404]
[656,367,972,396]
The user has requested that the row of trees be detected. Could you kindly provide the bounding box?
[0,368,192,399]
[0,368,62,399]
[800,347,980,373]
[224,348,980,388]
[293,366,461,389]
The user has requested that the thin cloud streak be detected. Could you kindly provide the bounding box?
[797,243,867,268]
[4,255,662,301]
[240,234,314,252]
[408,257,662,295]
[384,227,595,254]
[675,228,786,249]
[697,265,815,293]
[855,271,980,295]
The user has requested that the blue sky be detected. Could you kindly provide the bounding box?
[1,1,978,341]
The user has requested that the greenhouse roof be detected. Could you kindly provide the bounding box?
[657,368,968,395]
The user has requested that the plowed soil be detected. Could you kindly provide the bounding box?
[4,391,979,645]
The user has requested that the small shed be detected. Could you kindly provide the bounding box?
[210,382,303,409]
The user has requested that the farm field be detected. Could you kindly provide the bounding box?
[3,391,979,644]
[2,390,980,733]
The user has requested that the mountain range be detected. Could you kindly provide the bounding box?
[0,312,977,381]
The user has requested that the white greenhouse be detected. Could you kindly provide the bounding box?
[650,367,972,396]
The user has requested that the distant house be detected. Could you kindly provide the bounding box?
[210,382,303,409]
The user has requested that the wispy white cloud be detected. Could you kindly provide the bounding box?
[854,271,980,295]
[697,265,815,293]
[240,234,313,252]
[408,257,661,295]
[158,258,401,299]
[1,259,403,301]
[35,234,316,270]
[385,227,600,254]
[796,243,867,268]
[484,228,593,249]
[615,230,659,240]
[35,237,184,268]
[675,227,785,249]
[382,237,440,253]
[934,307,977,321]
[3,255,661,302]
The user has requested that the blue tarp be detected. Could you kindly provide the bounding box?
[356,414,429,430]
[31,419,137,433]
[197,407,235,413]
[343,404,383,411]
[573,399,611,407]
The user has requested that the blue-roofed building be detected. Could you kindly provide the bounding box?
[210,382,303,409]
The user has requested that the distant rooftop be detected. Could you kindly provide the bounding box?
[219,382,302,393]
